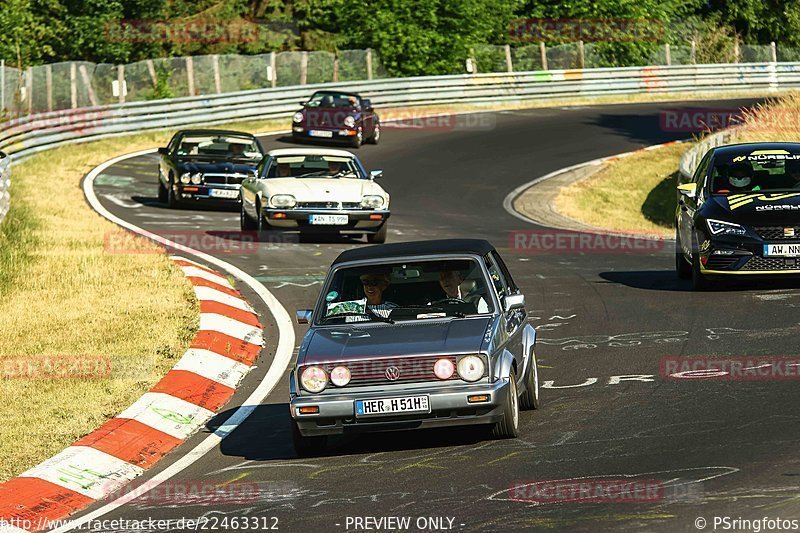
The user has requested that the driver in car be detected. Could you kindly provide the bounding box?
[727,162,759,192]
[436,270,489,313]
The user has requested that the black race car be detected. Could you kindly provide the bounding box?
[157,129,265,208]
[676,142,800,289]
[291,90,380,148]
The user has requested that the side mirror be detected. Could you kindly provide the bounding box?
[296,309,313,324]
[0,151,6,159]
[370,169,384,180]
[298,100,307,106]
[503,294,525,313]
[677,183,698,199]
[157,147,169,155]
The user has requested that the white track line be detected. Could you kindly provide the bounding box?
[52,149,296,533]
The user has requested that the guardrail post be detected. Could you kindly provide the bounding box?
[366,48,373,80]
[504,44,513,73]
[270,51,277,88]
[46,64,53,111]
[665,44,671,66]
[771,41,777,63]
[540,42,548,70]
[578,40,585,69]
[300,51,308,85]
[333,56,339,82]
[690,39,696,64]
[70,63,77,109]
[186,56,195,96]
[117,64,125,104]
[212,55,221,94]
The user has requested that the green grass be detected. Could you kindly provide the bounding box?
[0,199,39,297]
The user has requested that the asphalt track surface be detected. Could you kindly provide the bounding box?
[78,99,800,533]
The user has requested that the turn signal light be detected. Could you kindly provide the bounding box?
[271,213,287,219]
[183,187,199,192]
[468,395,490,403]
[298,406,319,415]
[369,214,383,220]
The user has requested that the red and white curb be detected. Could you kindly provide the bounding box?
[0,256,263,532]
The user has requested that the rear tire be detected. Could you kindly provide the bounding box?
[367,223,388,244]
[519,351,540,410]
[292,422,327,457]
[492,369,520,439]
[676,229,691,279]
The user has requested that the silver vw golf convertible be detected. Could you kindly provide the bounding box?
[289,239,539,455]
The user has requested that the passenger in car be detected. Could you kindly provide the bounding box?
[359,272,398,317]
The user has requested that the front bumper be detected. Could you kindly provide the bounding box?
[264,209,390,233]
[698,234,800,275]
[290,379,509,436]
[176,184,240,204]
[292,126,358,142]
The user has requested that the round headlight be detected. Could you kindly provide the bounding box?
[300,366,327,393]
[344,116,356,128]
[330,366,351,387]
[191,173,202,184]
[179,172,191,184]
[271,194,296,208]
[293,112,304,123]
[361,195,384,209]
[457,355,485,382]
[433,358,455,380]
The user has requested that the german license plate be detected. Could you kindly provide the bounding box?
[309,130,334,138]
[209,188,239,199]
[764,244,800,257]
[355,396,430,417]
[309,214,348,225]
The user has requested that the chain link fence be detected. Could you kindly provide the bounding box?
[471,42,777,73]
[0,49,388,117]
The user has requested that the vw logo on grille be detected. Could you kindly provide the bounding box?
[385,366,401,381]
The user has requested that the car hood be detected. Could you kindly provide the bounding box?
[263,178,386,203]
[301,317,493,365]
[709,192,800,225]
[176,159,258,174]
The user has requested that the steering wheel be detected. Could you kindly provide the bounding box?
[433,297,466,305]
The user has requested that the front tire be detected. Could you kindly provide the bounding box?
[292,422,327,457]
[519,351,540,410]
[367,223,388,244]
[240,202,257,231]
[492,369,520,439]
[350,127,363,149]
[691,242,711,291]
[167,178,180,209]
[158,180,167,203]
[367,121,381,144]
[675,229,691,279]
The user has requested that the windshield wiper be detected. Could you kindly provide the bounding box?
[321,310,394,324]
[393,305,466,319]
[294,170,331,179]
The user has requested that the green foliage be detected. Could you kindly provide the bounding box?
[146,63,173,100]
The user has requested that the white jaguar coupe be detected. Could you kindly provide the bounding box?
[240,148,390,243]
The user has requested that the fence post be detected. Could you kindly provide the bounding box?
[70,63,77,109]
[771,41,777,63]
[504,44,513,73]
[1,59,4,112]
[333,56,339,82]
[270,51,277,88]
[540,42,548,70]
[78,65,98,106]
[690,39,696,64]
[733,37,740,63]
[25,67,32,115]
[366,48,373,80]
[469,47,477,74]
[300,51,308,85]
[186,56,195,96]
[46,64,53,111]
[578,40,585,69]
[146,60,157,89]
[665,44,671,66]
[117,64,125,104]
[212,55,221,94]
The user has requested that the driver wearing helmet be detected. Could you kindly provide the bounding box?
[727,162,757,192]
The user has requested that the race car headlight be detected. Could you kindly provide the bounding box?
[707,219,746,236]
[293,112,304,123]
[330,366,351,387]
[434,358,455,380]
[270,194,296,208]
[179,172,191,184]
[190,173,202,185]
[361,195,384,209]
[300,366,327,393]
[344,116,356,128]
[457,355,485,382]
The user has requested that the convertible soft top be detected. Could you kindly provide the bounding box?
[333,239,496,265]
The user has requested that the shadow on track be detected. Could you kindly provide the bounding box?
[209,403,491,461]
[600,270,800,292]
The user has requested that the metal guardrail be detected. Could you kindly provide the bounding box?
[1,61,798,225]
